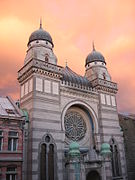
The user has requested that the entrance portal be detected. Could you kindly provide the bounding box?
[86,171,101,180]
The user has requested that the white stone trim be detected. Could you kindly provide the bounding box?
[29,78,33,92]
[111,96,116,106]
[44,80,51,93]
[21,84,24,98]
[52,82,59,95]
[106,94,111,105]
[100,93,106,104]
[36,77,43,92]
[24,81,28,95]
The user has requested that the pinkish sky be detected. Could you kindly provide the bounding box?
[0,0,135,113]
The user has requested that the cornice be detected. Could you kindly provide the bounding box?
[60,86,99,101]
[91,78,118,94]
[18,58,63,83]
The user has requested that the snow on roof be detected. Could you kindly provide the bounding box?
[0,96,21,118]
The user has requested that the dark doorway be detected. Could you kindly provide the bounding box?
[86,171,101,180]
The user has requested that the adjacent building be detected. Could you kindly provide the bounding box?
[119,114,135,180]
[17,22,128,180]
[0,96,24,180]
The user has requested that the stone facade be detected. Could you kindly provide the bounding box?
[18,24,127,180]
[0,96,24,180]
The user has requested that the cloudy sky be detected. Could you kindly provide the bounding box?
[0,0,135,113]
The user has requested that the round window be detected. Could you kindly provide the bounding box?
[64,112,86,141]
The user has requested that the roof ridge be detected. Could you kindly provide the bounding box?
[62,66,91,87]
[65,66,86,79]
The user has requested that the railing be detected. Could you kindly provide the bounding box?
[65,152,101,164]
[61,80,98,93]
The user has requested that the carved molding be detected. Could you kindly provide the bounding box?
[18,58,63,83]
[91,78,118,94]
[60,86,98,101]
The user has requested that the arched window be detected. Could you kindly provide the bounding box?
[40,144,46,180]
[45,54,49,63]
[40,134,56,180]
[48,144,54,180]
[110,138,121,177]
[103,72,106,80]
[6,166,17,180]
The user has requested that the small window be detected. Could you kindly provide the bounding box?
[9,132,18,137]
[46,41,48,45]
[94,61,97,64]
[0,131,3,136]
[103,72,106,80]
[45,135,50,143]
[7,167,16,172]
[6,167,16,180]
[45,54,49,63]
[0,130,3,151]
[0,167,2,175]
[8,132,18,151]
[36,40,39,43]
[5,109,15,114]
[45,56,48,63]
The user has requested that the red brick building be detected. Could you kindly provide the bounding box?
[0,96,24,180]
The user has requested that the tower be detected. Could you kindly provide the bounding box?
[85,43,111,81]
[85,44,127,179]
[18,22,64,180]
[24,20,57,65]
[18,23,127,180]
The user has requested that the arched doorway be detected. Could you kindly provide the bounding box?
[86,171,101,180]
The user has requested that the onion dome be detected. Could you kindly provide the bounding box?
[28,20,54,47]
[85,43,106,66]
[61,65,91,87]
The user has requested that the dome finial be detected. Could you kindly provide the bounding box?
[40,17,42,29]
[92,41,96,51]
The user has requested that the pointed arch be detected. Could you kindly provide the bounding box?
[109,137,121,177]
[39,134,57,180]
[86,170,101,180]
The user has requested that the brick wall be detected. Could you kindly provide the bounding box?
[0,118,23,180]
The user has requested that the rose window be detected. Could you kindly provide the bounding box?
[64,112,86,141]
